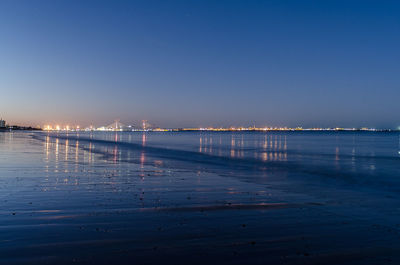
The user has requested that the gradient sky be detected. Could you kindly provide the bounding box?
[1,0,399,128]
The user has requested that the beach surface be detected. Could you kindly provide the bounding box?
[0,131,399,264]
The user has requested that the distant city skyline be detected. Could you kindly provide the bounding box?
[1,1,399,128]
[4,117,399,131]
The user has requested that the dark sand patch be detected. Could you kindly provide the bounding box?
[141,202,297,212]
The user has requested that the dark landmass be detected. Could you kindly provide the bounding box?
[1,126,42,131]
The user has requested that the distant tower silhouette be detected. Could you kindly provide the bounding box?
[142,120,148,130]
[107,119,125,131]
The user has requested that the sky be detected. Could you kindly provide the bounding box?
[0,0,399,128]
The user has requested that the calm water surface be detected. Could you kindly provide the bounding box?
[0,131,399,264]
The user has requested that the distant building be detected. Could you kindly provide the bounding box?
[0,118,6,128]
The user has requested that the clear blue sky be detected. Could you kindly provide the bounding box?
[1,0,399,128]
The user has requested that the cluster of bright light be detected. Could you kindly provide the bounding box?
[42,123,383,132]
[43,124,156,132]
[44,125,80,131]
[179,127,379,132]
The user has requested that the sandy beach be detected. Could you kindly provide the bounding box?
[0,131,400,264]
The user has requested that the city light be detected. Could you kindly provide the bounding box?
[38,122,389,132]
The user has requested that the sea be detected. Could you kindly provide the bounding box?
[0,131,399,264]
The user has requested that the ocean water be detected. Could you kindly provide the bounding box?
[0,131,399,264]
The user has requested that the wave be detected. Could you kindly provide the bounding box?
[31,133,400,192]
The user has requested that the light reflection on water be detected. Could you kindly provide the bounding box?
[3,131,400,193]
[44,132,398,167]
[198,133,288,162]
[28,131,400,193]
